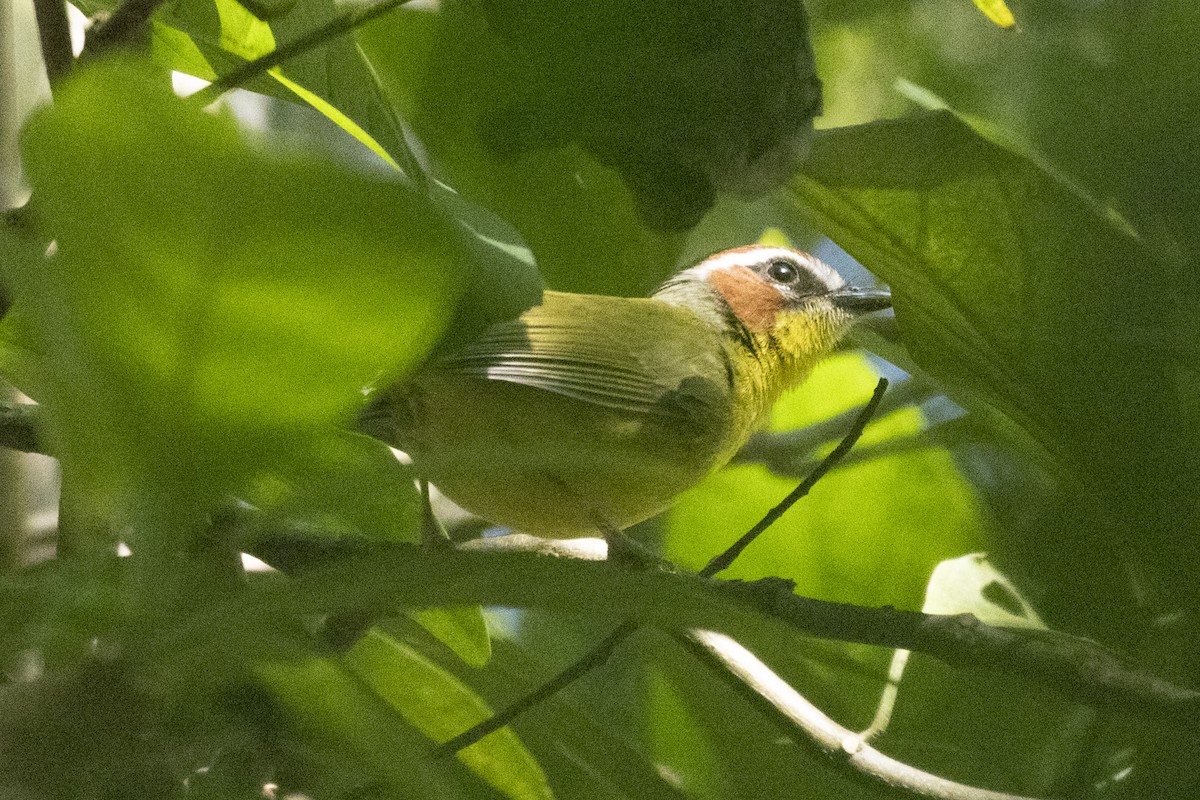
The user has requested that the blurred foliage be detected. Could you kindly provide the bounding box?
[0,0,1197,799]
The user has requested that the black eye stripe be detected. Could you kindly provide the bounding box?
[759,256,831,296]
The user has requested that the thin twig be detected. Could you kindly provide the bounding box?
[189,0,411,107]
[82,0,167,56]
[431,620,639,759]
[430,379,890,756]
[32,0,73,87]
[702,377,888,577]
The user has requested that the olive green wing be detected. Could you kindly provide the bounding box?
[434,291,734,422]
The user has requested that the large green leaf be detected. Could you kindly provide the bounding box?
[408,605,492,668]
[356,3,683,296]
[418,627,691,800]
[790,111,1198,600]
[4,57,464,530]
[247,431,424,542]
[263,0,416,172]
[257,655,456,798]
[796,113,1122,470]
[345,629,551,800]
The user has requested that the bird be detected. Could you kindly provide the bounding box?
[361,246,890,539]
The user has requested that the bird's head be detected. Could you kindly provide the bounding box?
[654,246,891,388]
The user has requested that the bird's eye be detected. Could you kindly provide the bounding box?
[766,259,798,284]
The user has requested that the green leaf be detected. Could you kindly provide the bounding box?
[238,0,298,21]
[790,113,1174,476]
[257,655,454,798]
[345,629,551,800]
[152,0,415,174]
[357,3,684,295]
[6,57,464,526]
[646,662,723,797]
[264,0,416,173]
[461,631,690,800]
[213,0,277,59]
[789,110,1198,599]
[857,553,1083,794]
[155,0,281,97]
[150,20,218,81]
[409,605,492,668]
[270,69,401,169]
[857,554,1048,742]
[250,432,424,542]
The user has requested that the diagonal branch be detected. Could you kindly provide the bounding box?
[702,377,887,577]
[430,620,640,759]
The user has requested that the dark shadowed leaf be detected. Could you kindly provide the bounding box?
[789,111,1199,603]
[357,3,684,296]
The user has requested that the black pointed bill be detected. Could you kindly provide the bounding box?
[830,286,892,313]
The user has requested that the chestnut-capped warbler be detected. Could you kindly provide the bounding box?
[362,246,890,537]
